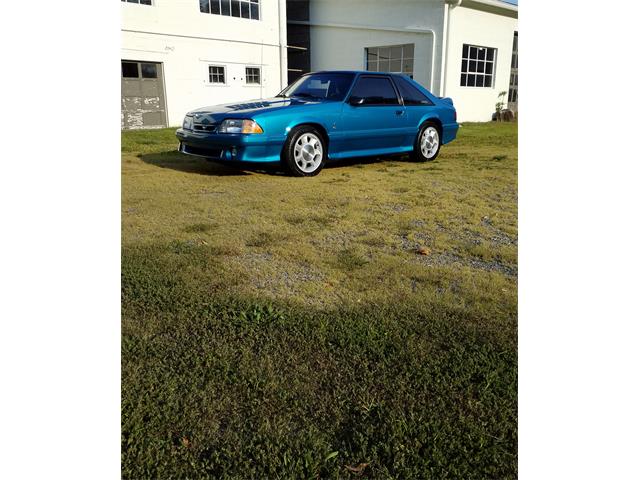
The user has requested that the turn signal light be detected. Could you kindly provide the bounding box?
[241,120,264,134]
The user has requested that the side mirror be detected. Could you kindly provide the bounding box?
[348,96,365,106]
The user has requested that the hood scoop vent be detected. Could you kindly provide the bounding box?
[226,101,274,110]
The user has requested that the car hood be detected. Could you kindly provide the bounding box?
[188,97,324,119]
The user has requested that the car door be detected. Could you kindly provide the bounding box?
[339,75,408,156]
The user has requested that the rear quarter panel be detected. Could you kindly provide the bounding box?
[415,103,458,144]
[401,75,459,144]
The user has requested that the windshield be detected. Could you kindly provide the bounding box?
[277,73,355,101]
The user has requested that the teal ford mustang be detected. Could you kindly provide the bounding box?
[176,71,459,176]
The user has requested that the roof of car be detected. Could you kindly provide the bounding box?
[308,70,406,76]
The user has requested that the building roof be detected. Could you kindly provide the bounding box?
[449,0,518,16]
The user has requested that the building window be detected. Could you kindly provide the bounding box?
[366,44,414,78]
[208,65,226,84]
[122,0,152,5]
[245,67,261,84]
[141,63,158,79]
[460,44,496,88]
[200,0,260,20]
[508,72,518,103]
[508,32,518,104]
[122,61,139,78]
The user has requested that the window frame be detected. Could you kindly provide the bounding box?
[460,43,497,88]
[121,61,140,79]
[122,61,163,80]
[245,66,261,85]
[208,65,227,85]
[365,44,414,79]
[348,75,402,107]
[200,0,261,21]
[121,0,153,5]
[140,63,158,79]
[508,32,518,104]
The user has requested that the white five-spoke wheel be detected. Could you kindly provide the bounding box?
[294,133,323,173]
[420,126,440,159]
[283,126,327,176]
[413,121,442,162]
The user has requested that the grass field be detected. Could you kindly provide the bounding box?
[122,122,518,478]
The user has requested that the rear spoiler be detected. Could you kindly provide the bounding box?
[438,96,454,106]
[437,96,458,123]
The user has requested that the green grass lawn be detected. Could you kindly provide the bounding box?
[122,122,518,478]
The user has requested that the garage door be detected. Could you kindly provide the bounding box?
[121,60,167,129]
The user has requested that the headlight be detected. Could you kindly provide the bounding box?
[219,119,264,134]
[182,115,193,130]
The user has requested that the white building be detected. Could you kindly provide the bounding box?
[287,0,518,122]
[121,0,288,129]
[121,0,517,128]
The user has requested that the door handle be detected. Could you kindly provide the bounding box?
[395,110,404,116]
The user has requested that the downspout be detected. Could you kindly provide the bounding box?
[260,39,265,99]
[441,0,462,97]
[287,20,438,92]
[278,0,288,90]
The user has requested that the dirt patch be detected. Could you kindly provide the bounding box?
[414,251,517,277]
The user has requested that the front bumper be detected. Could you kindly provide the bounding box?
[176,128,283,163]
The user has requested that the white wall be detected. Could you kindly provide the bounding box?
[304,0,517,123]
[444,4,517,122]
[307,0,445,94]
[121,0,285,126]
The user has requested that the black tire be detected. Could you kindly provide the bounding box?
[282,126,327,177]
[412,121,442,162]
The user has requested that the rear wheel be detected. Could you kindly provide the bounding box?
[412,121,441,162]
[282,126,326,176]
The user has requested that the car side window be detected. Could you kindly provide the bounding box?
[394,76,434,106]
[349,76,400,106]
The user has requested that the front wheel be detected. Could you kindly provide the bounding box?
[282,126,327,176]
[412,121,441,162]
